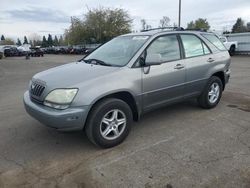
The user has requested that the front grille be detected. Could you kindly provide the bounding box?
[30,96,43,104]
[30,82,45,97]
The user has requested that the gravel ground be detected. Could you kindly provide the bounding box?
[0,55,250,188]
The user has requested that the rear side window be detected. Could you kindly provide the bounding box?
[180,34,211,58]
[147,35,181,62]
[202,34,227,51]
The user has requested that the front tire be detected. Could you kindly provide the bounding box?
[85,98,133,148]
[229,45,235,56]
[198,76,223,109]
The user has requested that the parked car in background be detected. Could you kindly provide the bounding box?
[84,47,96,55]
[29,47,44,57]
[219,36,238,56]
[69,46,85,55]
[4,47,19,57]
[0,46,4,59]
[24,28,231,148]
[41,46,99,55]
[17,48,28,56]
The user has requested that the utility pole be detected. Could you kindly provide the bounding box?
[178,0,181,27]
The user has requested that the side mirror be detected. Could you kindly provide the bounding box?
[145,54,162,66]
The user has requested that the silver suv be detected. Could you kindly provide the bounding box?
[24,29,231,148]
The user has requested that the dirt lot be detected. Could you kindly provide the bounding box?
[0,55,250,188]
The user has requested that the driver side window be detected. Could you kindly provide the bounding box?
[146,35,181,62]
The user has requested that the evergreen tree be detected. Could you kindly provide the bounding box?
[232,18,247,33]
[54,35,59,46]
[247,22,250,31]
[59,35,64,46]
[47,34,53,46]
[23,36,28,44]
[29,40,33,46]
[42,36,47,47]
[16,38,22,46]
[1,35,5,41]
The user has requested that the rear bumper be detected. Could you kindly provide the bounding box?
[23,91,90,131]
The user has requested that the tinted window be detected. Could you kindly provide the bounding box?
[147,35,180,62]
[202,34,227,51]
[181,35,207,58]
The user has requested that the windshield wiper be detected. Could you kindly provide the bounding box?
[83,58,112,66]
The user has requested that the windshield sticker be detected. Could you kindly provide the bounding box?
[132,36,149,40]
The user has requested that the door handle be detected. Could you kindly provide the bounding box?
[207,58,215,63]
[174,64,185,70]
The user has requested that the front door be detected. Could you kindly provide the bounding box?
[142,34,185,111]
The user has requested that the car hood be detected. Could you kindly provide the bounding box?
[33,62,121,88]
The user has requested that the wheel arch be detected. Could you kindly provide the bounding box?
[87,91,140,124]
[230,44,236,48]
[212,71,225,90]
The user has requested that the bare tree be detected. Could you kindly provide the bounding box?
[141,19,147,31]
[141,19,152,31]
[159,16,170,28]
[29,33,41,41]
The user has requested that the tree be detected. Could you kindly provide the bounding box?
[23,36,28,44]
[187,18,210,30]
[159,16,170,28]
[29,33,41,46]
[16,38,22,46]
[1,35,5,41]
[54,35,59,46]
[47,34,53,46]
[140,19,152,31]
[1,38,14,45]
[64,7,132,44]
[42,36,47,47]
[146,24,152,30]
[59,35,64,46]
[141,19,147,31]
[232,18,247,33]
[29,40,33,46]
[247,22,250,32]
[187,21,195,29]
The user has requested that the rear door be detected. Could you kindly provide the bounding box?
[179,34,212,97]
[142,34,186,111]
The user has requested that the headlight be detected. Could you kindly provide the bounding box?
[44,89,78,109]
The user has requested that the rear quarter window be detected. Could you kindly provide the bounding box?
[201,34,227,51]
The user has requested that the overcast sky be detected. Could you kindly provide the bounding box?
[0,0,250,41]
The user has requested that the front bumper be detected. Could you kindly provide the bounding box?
[23,91,90,131]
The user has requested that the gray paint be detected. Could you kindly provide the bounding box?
[24,30,231,131]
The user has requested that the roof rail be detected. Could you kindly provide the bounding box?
[185,28,208,32]
[141,27,184,32]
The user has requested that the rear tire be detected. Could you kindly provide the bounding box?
[198,76,223,109]
[85,98,133,148]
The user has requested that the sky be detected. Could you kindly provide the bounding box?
[0,0,250,42]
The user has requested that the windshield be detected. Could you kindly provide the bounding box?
[84,35,149,66]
